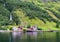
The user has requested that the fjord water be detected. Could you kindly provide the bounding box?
[0,31,60,42]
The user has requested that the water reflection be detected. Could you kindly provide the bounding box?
[0,31,60,42]
[12,32,22,38]
[12,32,23,42]
[56,32,60,42]
[27,32,37,38]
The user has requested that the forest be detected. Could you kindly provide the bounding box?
[0,0,60,30]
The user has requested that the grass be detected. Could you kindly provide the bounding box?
[0,0,60,30]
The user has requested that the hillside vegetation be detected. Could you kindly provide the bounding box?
[0,0,60,30]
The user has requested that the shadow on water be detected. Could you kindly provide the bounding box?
[0,31,60,42]
[56,31,60,42]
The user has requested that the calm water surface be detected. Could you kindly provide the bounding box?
[0,31,60,42]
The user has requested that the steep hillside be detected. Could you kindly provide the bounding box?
[0,0,60,30]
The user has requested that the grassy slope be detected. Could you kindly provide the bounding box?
[9,0,60,30]
[0,0,60,30]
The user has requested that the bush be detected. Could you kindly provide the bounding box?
[0,26,7,30]
[37,28,42,30]
[27,24,31,28]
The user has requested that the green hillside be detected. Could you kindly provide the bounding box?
[0,0,60,30]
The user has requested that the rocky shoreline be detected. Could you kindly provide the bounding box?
[0,30,58,32]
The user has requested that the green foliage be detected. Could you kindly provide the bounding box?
[0,26,13,30]
[0,0,60,30]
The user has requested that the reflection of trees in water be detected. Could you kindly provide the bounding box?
[27,32,44,42]
[9,32,60,42]
[41,32,57,42]
[56,32,60,42]
[0,32,10,42]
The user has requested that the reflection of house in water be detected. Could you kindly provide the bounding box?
[12,32,22,38]
[27,32,37,38]
[12,32,23,42]
[33,32,37,38]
